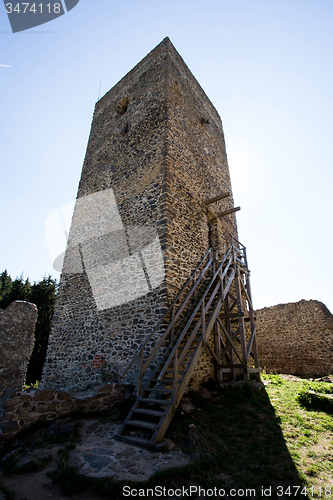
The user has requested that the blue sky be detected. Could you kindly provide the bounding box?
[1,0,332,312]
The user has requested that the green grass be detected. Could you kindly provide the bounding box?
[48,379,311,499]
[264,375,333,498]
[2,376,333,499]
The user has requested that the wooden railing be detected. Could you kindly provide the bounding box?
[121,247,213,394]
[121,237,249,398]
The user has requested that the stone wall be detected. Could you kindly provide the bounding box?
[256,299,333,377]
[43,37,239,390]
[0,383,129,439]
[0,301,38,397]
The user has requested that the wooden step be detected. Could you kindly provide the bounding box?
[143,387,173,393]
[133,408,165,417]
[115,435,151,446]
[139,397,170,405]
[125,419,158,430]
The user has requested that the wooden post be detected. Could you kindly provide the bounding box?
[225,294,235,381]
[234,247,248,382]
[171,304,175,340]
[214,322,222,382]
[202,299,206,341]
[219,268,224,301]
[243,248,260,381]
[173,348,178,411]
[138,349,144,397]
[193,271,197,303]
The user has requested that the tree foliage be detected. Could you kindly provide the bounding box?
[0,270,57,385]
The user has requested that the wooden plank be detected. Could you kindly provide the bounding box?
[220,312,245,319]
[173,347,178,411]
[217,364,247,369]
[240,278,254,311]
[214,322,221,362]
[205,279,220,312]
[205,299,223,340]
[204,191,230,205]
[216,206,241,218]
[133,409,165,417]
[246,325,257,362]
[139,398,169,405]
[244,267,261,381]
[234,266,248,382]
[227,292,238,306]
[217,317,243,363]
[125,420,158,430]
[151,406,174,444]
[224,294,234,380]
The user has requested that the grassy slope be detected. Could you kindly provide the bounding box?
[263,375,333,498]
[1,375,333,500]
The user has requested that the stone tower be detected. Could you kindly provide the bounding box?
[43,37,238,390]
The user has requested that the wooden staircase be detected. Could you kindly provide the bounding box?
[115,237,260,448]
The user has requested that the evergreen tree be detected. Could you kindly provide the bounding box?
[26,276,57,384]
[0,270,12,301]
[0,271,32,308]
[0,270,57,385]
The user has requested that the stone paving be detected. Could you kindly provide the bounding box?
[68,419,190,481]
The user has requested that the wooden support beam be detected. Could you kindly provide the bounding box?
[204,191,230,205]
[220,312,245,320]
[217,364,247,369]
[217,317,243,363]
[246,325,257,362]
[216,206,241,218]
[240,279,254,311]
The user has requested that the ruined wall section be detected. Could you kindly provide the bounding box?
[256,300,333,378]
[43,41,172,390]
[0,301,38,397]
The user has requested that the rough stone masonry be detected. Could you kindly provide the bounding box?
[256,299,333,378]
[0,301,38,397]
[42,37,239,390]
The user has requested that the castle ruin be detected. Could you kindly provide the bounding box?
[42,40,259,439]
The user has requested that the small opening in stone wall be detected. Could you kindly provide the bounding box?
[200,117,209,125]
[121,122,130,135]
[116,97,129,115]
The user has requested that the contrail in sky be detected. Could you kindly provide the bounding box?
[0,64,11,67]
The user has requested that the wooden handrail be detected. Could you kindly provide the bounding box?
[157,247,234,381]
[121,237,252,398]
[230,234,246,250]
[121,247,212,377]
